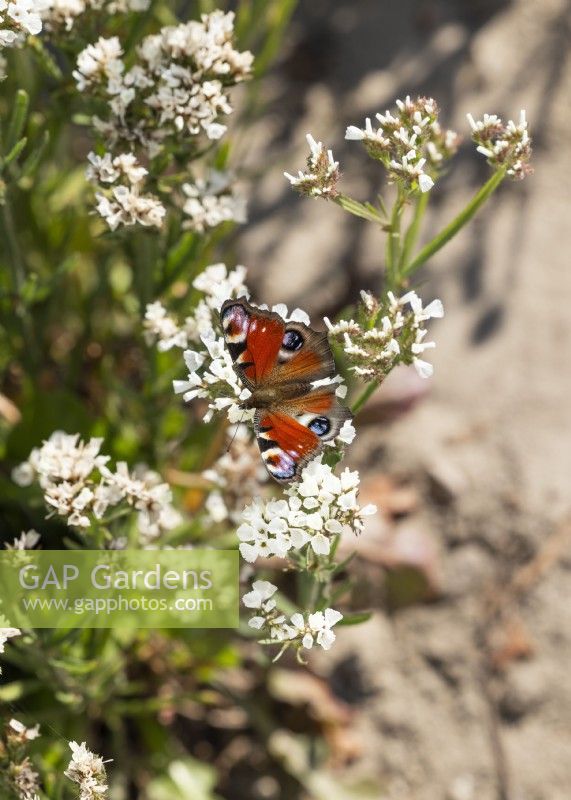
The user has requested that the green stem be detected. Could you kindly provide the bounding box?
[1,199,25,295]
[385,187,405,290]
[399,189,429,273]
[351,380,380,415]
[334,193,385,224]
[402,167,507,278]
[1,197,38,365]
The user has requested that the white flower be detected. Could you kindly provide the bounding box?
[4,0,44,36]
[202,424,268,524]
[345,125,365,140]
[418,173,434,193]
[336,418,356,444]
[0,627,21,654]
[65,741,110,800]
[40,0,149,33]
[284,132,339,198]
[345,96,459,191]
[9,718,41,740]
[204,490,227,523]
[10,756,41,798]
[242,579,343,655]
[242,580,277,609]
[467,109,532,180]
[100,462,182,543]
[13,432,180,541]
[13,432,109,488]
[143,302,188,351]
[327,289,443,381]
[237,459,376,563]
[73,36,124,91]
[5,530,40,550]
[74,12,252,160]
[94,183,166,231]
[182,171,247,232]
[284,607,343,651]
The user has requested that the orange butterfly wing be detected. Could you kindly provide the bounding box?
[220,297,333,388]
[220,298,352,483]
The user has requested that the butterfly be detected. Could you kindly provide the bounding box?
[220,297,352,483]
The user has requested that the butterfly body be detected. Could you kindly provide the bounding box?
[220,298,351,483]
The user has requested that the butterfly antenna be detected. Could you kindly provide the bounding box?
[226,411,247,452]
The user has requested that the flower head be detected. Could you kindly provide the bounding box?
[4,530,40,550]
[237,459,376,563]
[65,741,109,800]
[12,432,180,540]
[326,289,443,381]
[74,12,252,157]
[0,627,21,654]
[146,263,248,354]
[0,0,45,50]
[182,171,247,232]
[467,109,532,179]
[345,95,459,193]
[284,133,340,199]
[242,580,344,657]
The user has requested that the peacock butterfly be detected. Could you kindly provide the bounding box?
[220,297,352,483]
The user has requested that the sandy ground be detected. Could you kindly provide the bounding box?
[236,0,571,797]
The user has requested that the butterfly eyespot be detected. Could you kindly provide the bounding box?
[308,416,331,436]
[282,329,304,352]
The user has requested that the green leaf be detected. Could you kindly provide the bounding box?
[214,140,231,170]
[19,130,49,178]
[335,194,385,223]
[1,137,27,169]
[6,90,29,152]
[338,611,372,626]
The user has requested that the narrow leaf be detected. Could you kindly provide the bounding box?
[3,137,27,168]
[20,130,49,177]
[6,90,29,152]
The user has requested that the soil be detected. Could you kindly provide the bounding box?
[237,0,571,797]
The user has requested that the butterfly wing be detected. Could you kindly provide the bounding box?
[255,390,352,483]
[221,297,352,483]
[220,297,334,388]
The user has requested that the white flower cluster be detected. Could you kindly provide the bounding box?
[325,289,444,381]
[8,719,40,742]
[202,425,268,524]
[0,0,44,50]
[284,133,340,198]
[65,740,109,800]
[467,109,532,180]
[40,0,149,32]
[12,432,181,542]
[238,460,376,562]
[74,11,253,156]
[243,580,343,653]
[182,171,247,233]
[0,719,41,800]
[86,151,165,230]
[9,759,40,799]
[174,328,252,425]
[0,626,21,655]
[144,262,248,352]
[345,95,459,193]
[4,530,40,549]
